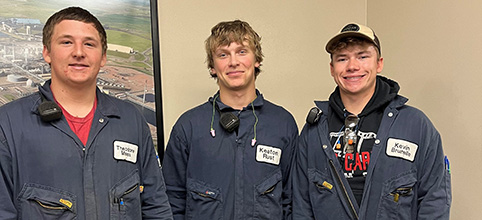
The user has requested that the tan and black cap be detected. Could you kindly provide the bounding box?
[325,23,381,54]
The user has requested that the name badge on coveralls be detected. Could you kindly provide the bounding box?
[386,138,418,162]
[256,145,281,165]
[114,141,138,163]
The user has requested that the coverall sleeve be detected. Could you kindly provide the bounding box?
[292,124,315,219]
[162,126,189,220]
[281,119,298,220]
[139,123,173,219]
[0,128,17,220]
[417,131,451,219]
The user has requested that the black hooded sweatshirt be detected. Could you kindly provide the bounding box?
[328,75,400,206]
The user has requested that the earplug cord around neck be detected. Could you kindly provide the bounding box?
[210,95,219,137]
[250,100,258,146]
[210,94,259,147]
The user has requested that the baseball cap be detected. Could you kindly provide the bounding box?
[325,23,381,55]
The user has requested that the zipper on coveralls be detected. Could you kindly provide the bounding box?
[390,187,413,203]
[329,159,359,220]
[114,184,138,211]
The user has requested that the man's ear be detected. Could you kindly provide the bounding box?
[101,53,107,67]
[209,68,217,77]
[42,45,51,64]
[377,57,384,73]
[330,62,335,77]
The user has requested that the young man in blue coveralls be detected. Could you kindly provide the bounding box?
[162,20,298,219]
[0,7,172,219]
[292,23,451,219]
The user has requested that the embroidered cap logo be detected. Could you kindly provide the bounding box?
[341,23,360,32]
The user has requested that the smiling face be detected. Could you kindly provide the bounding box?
[211,41,260,93]
[43,19,106,89]
[205,20,263,79]
[330,43,383,100]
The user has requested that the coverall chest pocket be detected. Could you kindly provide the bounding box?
[377,169,417,220]
[307,168,344,220]
[110,169,141,220]
[254,169,283,220]
[186,178,223,220]
[17,183,77,220]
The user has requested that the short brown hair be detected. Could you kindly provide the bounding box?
[328,37,381,61]
[205,20,263,78]
[43,7,107,54]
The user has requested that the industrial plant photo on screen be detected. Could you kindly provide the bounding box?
[0,0,160,145]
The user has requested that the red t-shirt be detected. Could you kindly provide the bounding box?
[57,99,97,146]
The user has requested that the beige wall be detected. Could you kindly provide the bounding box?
[369,1,482,219]
[159,0,479,218]
[159,0,366,139]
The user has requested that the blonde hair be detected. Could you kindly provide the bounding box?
[205,20,263,78]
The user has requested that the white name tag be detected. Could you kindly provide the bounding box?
[386,138,418,162]
[256,145,281,165]
[114,141,138,163]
